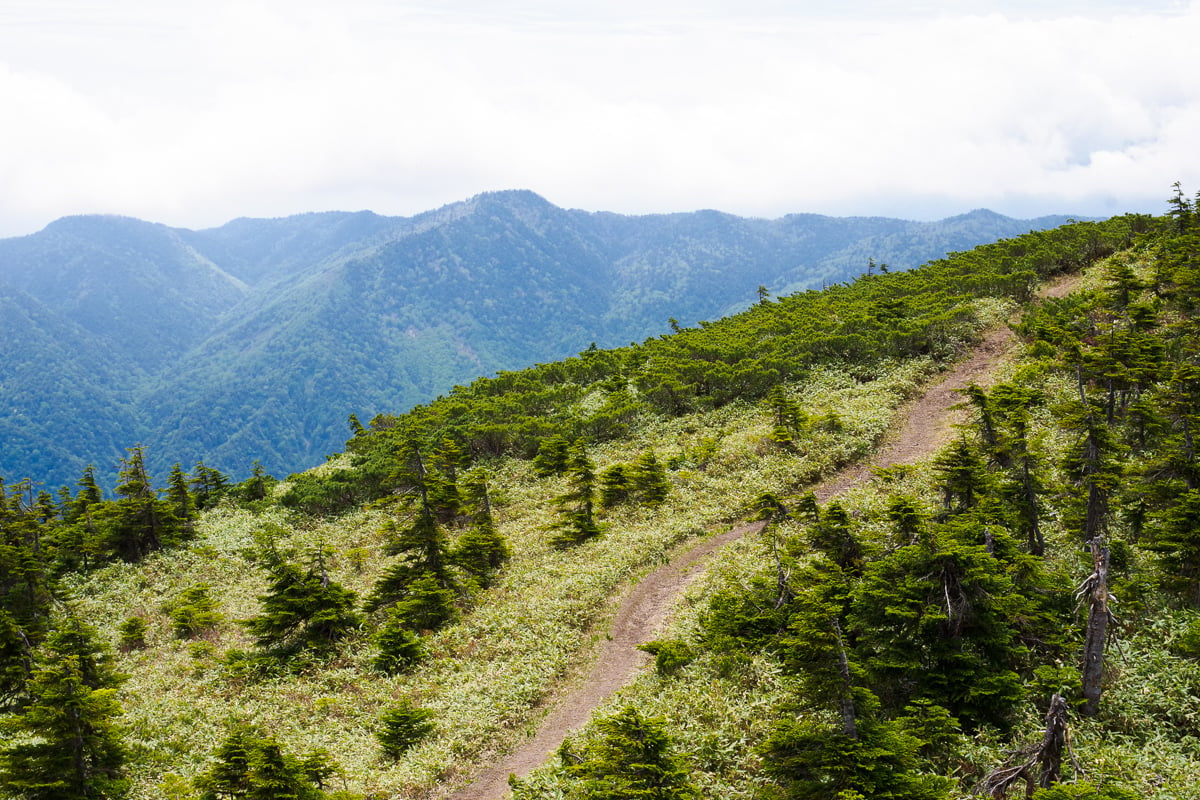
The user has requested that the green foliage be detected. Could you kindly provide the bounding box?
[638,640,695,676]
[241,549,362,658]
[102,446,184,562]
[550,440,602,548]
[1,206,1181,797]
[190,463,231,512]
[0,618,129,800]
[850,532,1038,728]
[533,435,572,477]
[760,713,951,800]
[1030,782,1140,800]
[165,584,224,639]
[376,700,436,759]
[631,451,671,508]
[195,724,336,800]
[598,464,634,508]
[387,571,458,632]
[277,471,363,518]
[768,385,807,448]
[370,608,424,674]
[561,706,698,799]
[117,617,148,652]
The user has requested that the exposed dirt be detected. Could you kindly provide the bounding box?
[447,276,1077,800]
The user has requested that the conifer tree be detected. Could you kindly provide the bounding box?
[631,451,670,507]
[427,438,465,522]
[562,706,698,799]
[449,471,509,587]
[1147,488,1200,604]
[166,584,224,639]
[57,466,105,572]
[808,502,864,575]
[371,607,424,674]
[550,439,601,548]
[767,385,806,448]
[0,618,128,799]
[190,462,230,511]
[377,700,436,759]
[932,439,988,517]
[236,461,271,504]
[0,611,31,711]
[243,547,362,656]
[0,488,54,636]
[367,445,461,623]
[533,435,571,477]
[195,724,332,800]
[598,464,633,508]
[850,531,1028,728]
[103,446,181,562]
[166,462,194,530]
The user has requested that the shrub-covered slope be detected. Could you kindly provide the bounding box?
[0,207,1173,799]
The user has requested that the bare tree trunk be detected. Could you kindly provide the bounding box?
[1037,694,1070,789]
[1080,542,1110,717]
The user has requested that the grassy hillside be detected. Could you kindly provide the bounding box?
[2,207,1179,799]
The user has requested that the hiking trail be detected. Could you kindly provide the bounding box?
[447,275,1078,799]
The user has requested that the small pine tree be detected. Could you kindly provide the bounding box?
[767,385,806,448]
[242,549,362,656]
[166,584,224,639]
[0,619,129,800]
[166,462,194,528]
[0,611,31,710]
[190,463,231,511]
[377,700,436,759]
[117,617,148,652]
[550,440,601,548]
[389,571,458,632]
[195,724,332,800]
[102,445,182,562]
[599,463,634,508]
[449,472,509,587]
[631,451,670,507]
[563,706,698,799]
[533,435,572,477]
[371,608,424,674]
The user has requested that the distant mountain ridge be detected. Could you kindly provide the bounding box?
[0,190,1083,488]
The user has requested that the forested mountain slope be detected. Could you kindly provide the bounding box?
[0,192,1080,488]
[1,205,1176,799]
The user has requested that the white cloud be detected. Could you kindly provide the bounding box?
[0,0,1198,236]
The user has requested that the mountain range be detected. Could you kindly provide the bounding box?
[0,190,1083,489]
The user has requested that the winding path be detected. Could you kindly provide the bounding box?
[448,276,1077,799]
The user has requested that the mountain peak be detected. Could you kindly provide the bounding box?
[941,208,1010,224]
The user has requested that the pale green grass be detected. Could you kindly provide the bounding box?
[63,335,960,797]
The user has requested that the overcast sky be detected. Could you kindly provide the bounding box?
[1,1,1197,237]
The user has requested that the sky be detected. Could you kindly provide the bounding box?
[1,0,1198,237]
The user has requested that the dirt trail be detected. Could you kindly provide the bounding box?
[448,276,1077,800]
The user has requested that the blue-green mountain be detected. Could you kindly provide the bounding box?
[0,190,1081,488]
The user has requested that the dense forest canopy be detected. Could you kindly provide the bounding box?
[0,193,1087,489]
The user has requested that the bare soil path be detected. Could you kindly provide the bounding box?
[448,276,1078,800]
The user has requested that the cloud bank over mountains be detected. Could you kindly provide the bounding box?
[0,0,1197,236]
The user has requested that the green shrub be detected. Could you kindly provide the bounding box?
[371,609,424,675]
[165,584,224,639]
[377,700,436,759]
[638,640,695,676]
[118,616,148,651]
[1030,782,1139,800]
